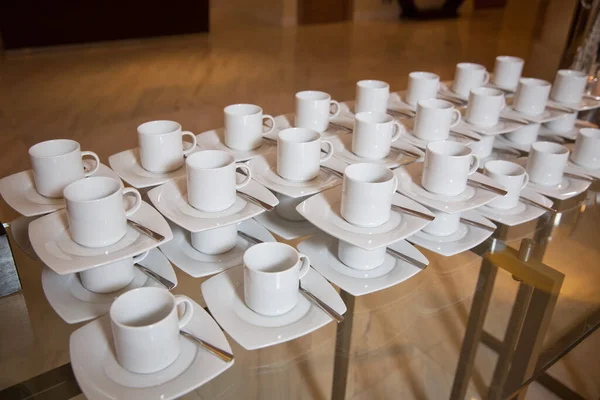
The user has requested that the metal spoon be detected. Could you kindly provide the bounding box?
[180,330,234,362]
[134,264,176,290]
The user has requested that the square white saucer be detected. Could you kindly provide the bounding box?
[29,201,173,275]
[70,297,234,400]
[398,119,476,150]
[0,162,122,217]
[274,113,347,138]
[457,115,523,136]
[201,265,346,350]
[159,218,275,278]
[147,175,278,233]
[389,91,418,113]
[245,153,343,198]
[406,210,496,257]
[296,186,433,250]
[9,215,40,260]
[438,82,469,102]
[540,119,598,141]
[476,188,554,226]
[196,128,276,162]
[501,106,565,124]
[297,232,428,297]
[253,212,319,240]
[394,162,502,214]
[547,97,600,112]
[42,248,177,324]
[329,134,423,169]
[514,158,591,200]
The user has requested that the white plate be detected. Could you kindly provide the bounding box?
[245,153,343,198]
[540,120,598,141]
[0,162,122,217]
[476,188,554,226]
[296,186,433,250]
[394,162,503,214]
[486,81,517,94]
[494,133,567,153]
[273,113,347,138]
[566,161,600,180]
[42,248,177,324]
[438,82,469,102]
[514,158,591,200]
[457,118,523,136]
[148,176,278,233]
[406,210,496,257]
[501,106,565,124]
[547,97,600,112]
[398,118,476,150]
[29,201,173,275]
[9,215,40,260]
[196,128,276,161]
[159,218,275,278]
[389,91,418,113]
[201,265,346,350]
[70,298,234,400]
[297,232,428,297]
[253,212,319,240]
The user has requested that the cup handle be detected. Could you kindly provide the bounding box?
[123,187,142,217]
[262,114,276,135]
[500,96,506,111]
[133,250,150,264]
[450,109,462,128]
[81,151,100,177]
[521,171,530,189]
[320,140,334,162]
[391,121,405,142]
[329,100,341,120]
[482,71,490,85]
[174,296,194,330]
[468,155,480,175]
[297,253,311,280]
[391,175,399,194]
[235,164,252,189]
[182,131,198,156]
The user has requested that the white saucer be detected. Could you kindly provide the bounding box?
[438,82,469,102]
[296,186,433,250]
[42,248,177,324]
[486,81,517,94]
[478,145,522,167]
[201,265,346,350]
[501,106,565,124]
[394,162,503,214]
[547,97,600,112]
[406,210,496,257]
[196,128,276,161]
[297,232,428,297]
[70,298,234,400]
[245,153,343,198]
[147,176,278,233]
[274,113,347,138]
[566,161,600,180]
[29,201,173,275]
[389,91,417,113]
[9,215,40,260]
[0,162,122,217]
[457,118,523,136]
[540,120,598,141]
[514,158,592,200]
[253,212,318,240]
[493,135,535,153]
[159,218,275,278]
[398,119,476,150]
[476,188,554,226]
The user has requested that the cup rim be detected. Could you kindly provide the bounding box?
[355,111,394,124]
[417,98,454,110]
[243,242,300,275]
[484,160,526,177]
[519,77,551,87]
[278,127,320,143]
[29,139,80,159]
[496,55,524,63]
[296,90,330,101]
[579,128,600,139]
[137,120,181,136]
[557,69,587,79]
[344,163,395,184]
[224,103,263,116]
[427,140,472,157]
[409,71,439,80]
[63,176,122,203]
[470,87,504,97]
[457,62,485,70]
[531,141,569,155]
[357,79,389,89]
[110,287,175,330]
[186,150,235,170]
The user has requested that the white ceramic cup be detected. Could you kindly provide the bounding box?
[543,111,577,133]
[79,251,149,294]
[191,224,238,255]
[421,208,461,236]
[29,139,100,199]
[186,150,251,212]
[355,80,390,113]
[277,128,333,182]
[484,160,529,209]
[295,91,340,132]
[137,120,197,174]
[243,242,310,316]
[468,135,495,158]
[337,240,386,270]
[110,287,194,374]
[571,128,600,169]
[421,141,480,196]
[452,63,490,97]
[341,163,398,228]
[274,193,307,222]
[525,141,569,186]
[504,123,541,144]
[466,87,506,127]
[64,177,141,248]
[413,99,461,141]
[352,112,403,159]
[492,56,524,89]
[512,78,551,116]
[224,104,275,151]
[550,69,588,105]
[405,71,440,106]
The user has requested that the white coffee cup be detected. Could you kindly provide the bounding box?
[224,104,276,151]
[355,80,390,114]
[422,141,480,196]
[468,135,495,158]
[525,141,569,186]
[64,177,142,248]
[274,193,307,222]
[243,242,310,316]
[277,127,334,182]
[295,91,340,132]
[571,128,600,169]
[352,112,403,159]
[512,78,551,116]
[79,251,149,294]
[492,56,524,89]
[504,123,541,145]
[543,111,577,133]
[186,150,251,212]
[110,287,194,374]
[341,163,398,228]
[422,208,461,236]
[191,224,238,255]
[466,87,506,127]
[137,120,197,174]
[550,69,588,105]
[413,99,461,141]
[337,240,386,270]
[29,139,100,199]
[405,71,440,106]
[452,63,490,97]
[484,160,529,209]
